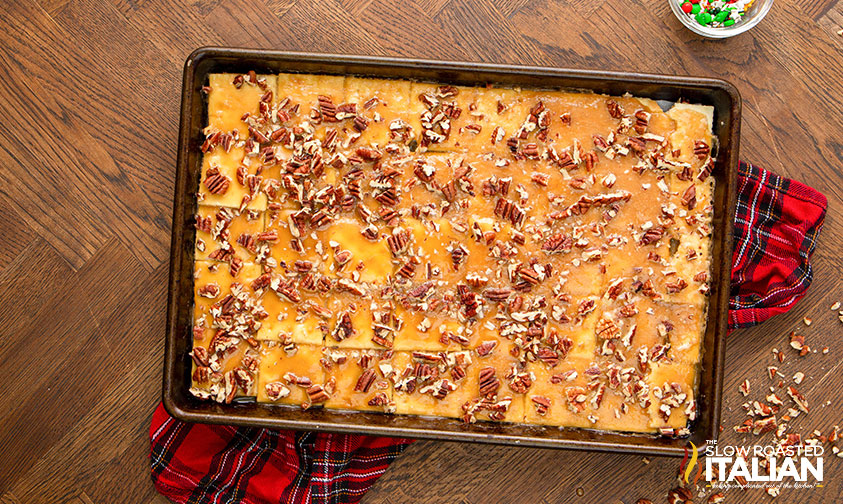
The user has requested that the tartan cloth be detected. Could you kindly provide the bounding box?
[150,160,826,504]
[730,161,827,328]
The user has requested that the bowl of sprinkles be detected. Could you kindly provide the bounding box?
[670,0,773,38]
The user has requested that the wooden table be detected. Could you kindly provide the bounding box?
[0,1,841,502]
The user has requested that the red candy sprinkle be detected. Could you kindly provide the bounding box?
[681,1,693,13]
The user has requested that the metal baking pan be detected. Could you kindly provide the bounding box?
[164,47,740,456]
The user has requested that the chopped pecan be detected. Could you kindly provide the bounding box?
[229,256,243,276]
[536,347,559,367]
[190,346,210,367]
[694,140,710,159]
[356,146,382,161]
[408,281,434,299]
[476,340,498,357]
[198,283,221,298]
[306,384,330,405]
[204,167,230,194]
[618,303,638,318]
[565,386,588,413]
[250,273,271,291]
[605,278,623,300]
[353,114,369,132]
[595,317,620,340]
[541,233,572,254]
[478,367,500,395]
[396,256,420,279]
[531,172,549,187]
[577,297,597,316]
[386,228,411,256]
[517,264,541,285]
[698,157,714,180]
[606,99,624,119]
[265,382,291,401]
[441,180,457,201]
[592,134,609,152]
[195,215,212,233]
[633,109,650,134]
[583,151,598,171]
[368,392,390,407]
[493,198,525,228]
[413,160,436,182]
[665,278,688,294]
[681,184,697,210]
[354,369,377,393]
[638,225,665,246]
[255,230,277,243]
[318,95,337,122]
[627,136,646,155]
[531,396,551,415]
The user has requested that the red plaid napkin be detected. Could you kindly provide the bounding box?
[150,161,826,504]
[729,162,827,328]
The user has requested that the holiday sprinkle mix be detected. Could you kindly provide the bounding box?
[678,0,756,28]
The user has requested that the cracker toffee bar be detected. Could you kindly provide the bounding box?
[188,70,715,436]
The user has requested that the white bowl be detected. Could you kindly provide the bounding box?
[669,0,774,39]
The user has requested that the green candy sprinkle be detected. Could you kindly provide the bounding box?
[691,3,701,14]
[724,19,735,26]
[714,11,729,23]
[696,11,712,25]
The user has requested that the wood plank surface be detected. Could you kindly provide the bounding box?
[0,0,841,502]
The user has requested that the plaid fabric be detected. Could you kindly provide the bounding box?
[150,409,413,504]
[150,161,826,504]
[730,161,827,329]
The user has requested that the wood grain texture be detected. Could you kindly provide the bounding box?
[0,0,840,502]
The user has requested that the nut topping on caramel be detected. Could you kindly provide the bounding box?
[191,72,714,434]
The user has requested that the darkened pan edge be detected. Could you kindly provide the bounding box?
[164,47,740,457]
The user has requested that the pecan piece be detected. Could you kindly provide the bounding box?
[531,396,551,416]
[354,369,377,393]
[250,273,271,291]
[606,99,624,119]
[318,95,337,122]
[638,225,665,246]
[681,184,697,210]
[413,160,436,182]
[633,109,650,134]
[583,151,598,171]
[476,340,498,357]
[694,140,710,159]
[265,382,291,401]
[198,283,221,298]
[305,384,330,405]
[353,114,370,132]
[355,146,382,161]
[386,228,411,256]
[190,346,210,367]
[204,167,231,194]
[665,278,688,294]
[605,278,623,300]
[698,157,714,180]
[536,347,559,367]
[565,386,588,413]
[408,281,434,299]
[541,233,572,254]
[478,367,500,395]
[368,392,390,407]
[787,386,809,413]
[592,134,609,152]
[577,297,597,316]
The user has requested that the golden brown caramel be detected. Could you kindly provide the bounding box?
[190,72,715,435]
